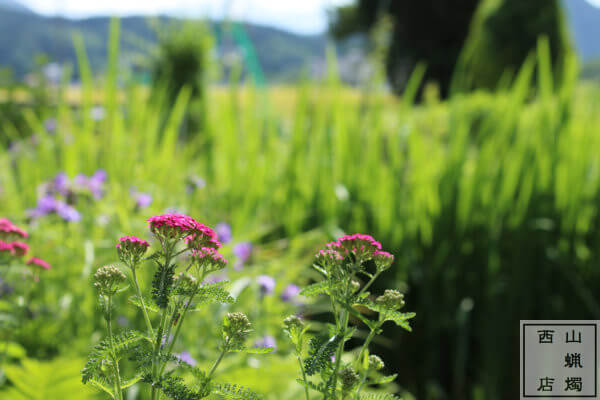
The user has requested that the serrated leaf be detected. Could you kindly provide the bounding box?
[214,382,263,400]
[383,311,415,331]
[299,281,331,296]
[244,346,275,354]
[128,295,159,313]
[121,375,143,388]
[192,283,235,308]
[88,378,116,398]
[304,335,340,375]
[371,374,397,385]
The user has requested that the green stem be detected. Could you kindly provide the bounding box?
[151,244,174,400]
[330,269,357,399]
[358,271,381,297]
[159,290,197,376]
[106,295,123,400]
[131,266,153,336]
[330,309,349,399]
[296,352,311,400]
[207,345,227,381]
[353,325,381,399]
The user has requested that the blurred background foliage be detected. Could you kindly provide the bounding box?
[2,0,600,399]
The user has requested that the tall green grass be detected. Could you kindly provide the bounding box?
[2,19,600,399]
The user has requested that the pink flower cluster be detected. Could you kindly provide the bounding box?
[148,213,200,235]
[316,233,390,266]
[0,218,28,241]
[373,250,394,271]
[0,218,51,270]
[147,214,221,250]
[315,248,344,265]
[27,257,51,270]
[184,226,221,250]
[191,246,228,270]
[116,236,150,266]
[116,236,150,249]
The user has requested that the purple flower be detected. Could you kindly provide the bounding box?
[130,187,153,209]
[52,172,70,196]
[135,193,153,209]
[186,175,206,193]
[37,195,60,214]
[92,169,107,183]
[215,223,232,244]
[233,242,252,270]
[55,201,81,222]
[281,284,301,302]
[254,335,277,351]
[176,351,197,366]
[44,118,57,133]
[204,273,228,284]
[117,316,129,327]
[257,275,275,296]
[86,169,107,199]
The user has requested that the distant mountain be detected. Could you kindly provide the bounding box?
[0,0,31,14]
[0,4,328,82]
[562,0,600,61]
[0,0,599,83]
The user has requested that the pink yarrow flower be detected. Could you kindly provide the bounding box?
[315,248,344,267]
[9,242,29,257]
[0,218,28,241]
[191,247,228,270]
[27,257,51,270]
[117,236,150,265]
[0,241,14,255]
[116,236,150,249]
[373,250,394,271]
[147,213,203,240]
[185,226,221,250]
[337,233,382,260]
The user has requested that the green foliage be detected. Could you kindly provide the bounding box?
[151,21,212,135]
[304,335,340,376]
[288,236,414,399]
[1,358,95,400]
[454,0,571,91]
[3,10,600,400]
[213,383,263,400]
[152,262,176,308]
[81,330,144,385]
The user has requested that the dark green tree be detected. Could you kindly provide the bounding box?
[330,0,571,96]
[151,21,213,135]
[454,0,572,91]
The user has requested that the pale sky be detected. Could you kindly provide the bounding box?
[20,0,354,35]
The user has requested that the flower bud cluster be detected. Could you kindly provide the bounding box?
[174,272,199,294]
[223,312,252,349]
[94,265,126,296]
[283,315,304,332]
[368,354,385,371]
[375,289,405,310]
[339,367,359,391]
[192,247,228,272]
